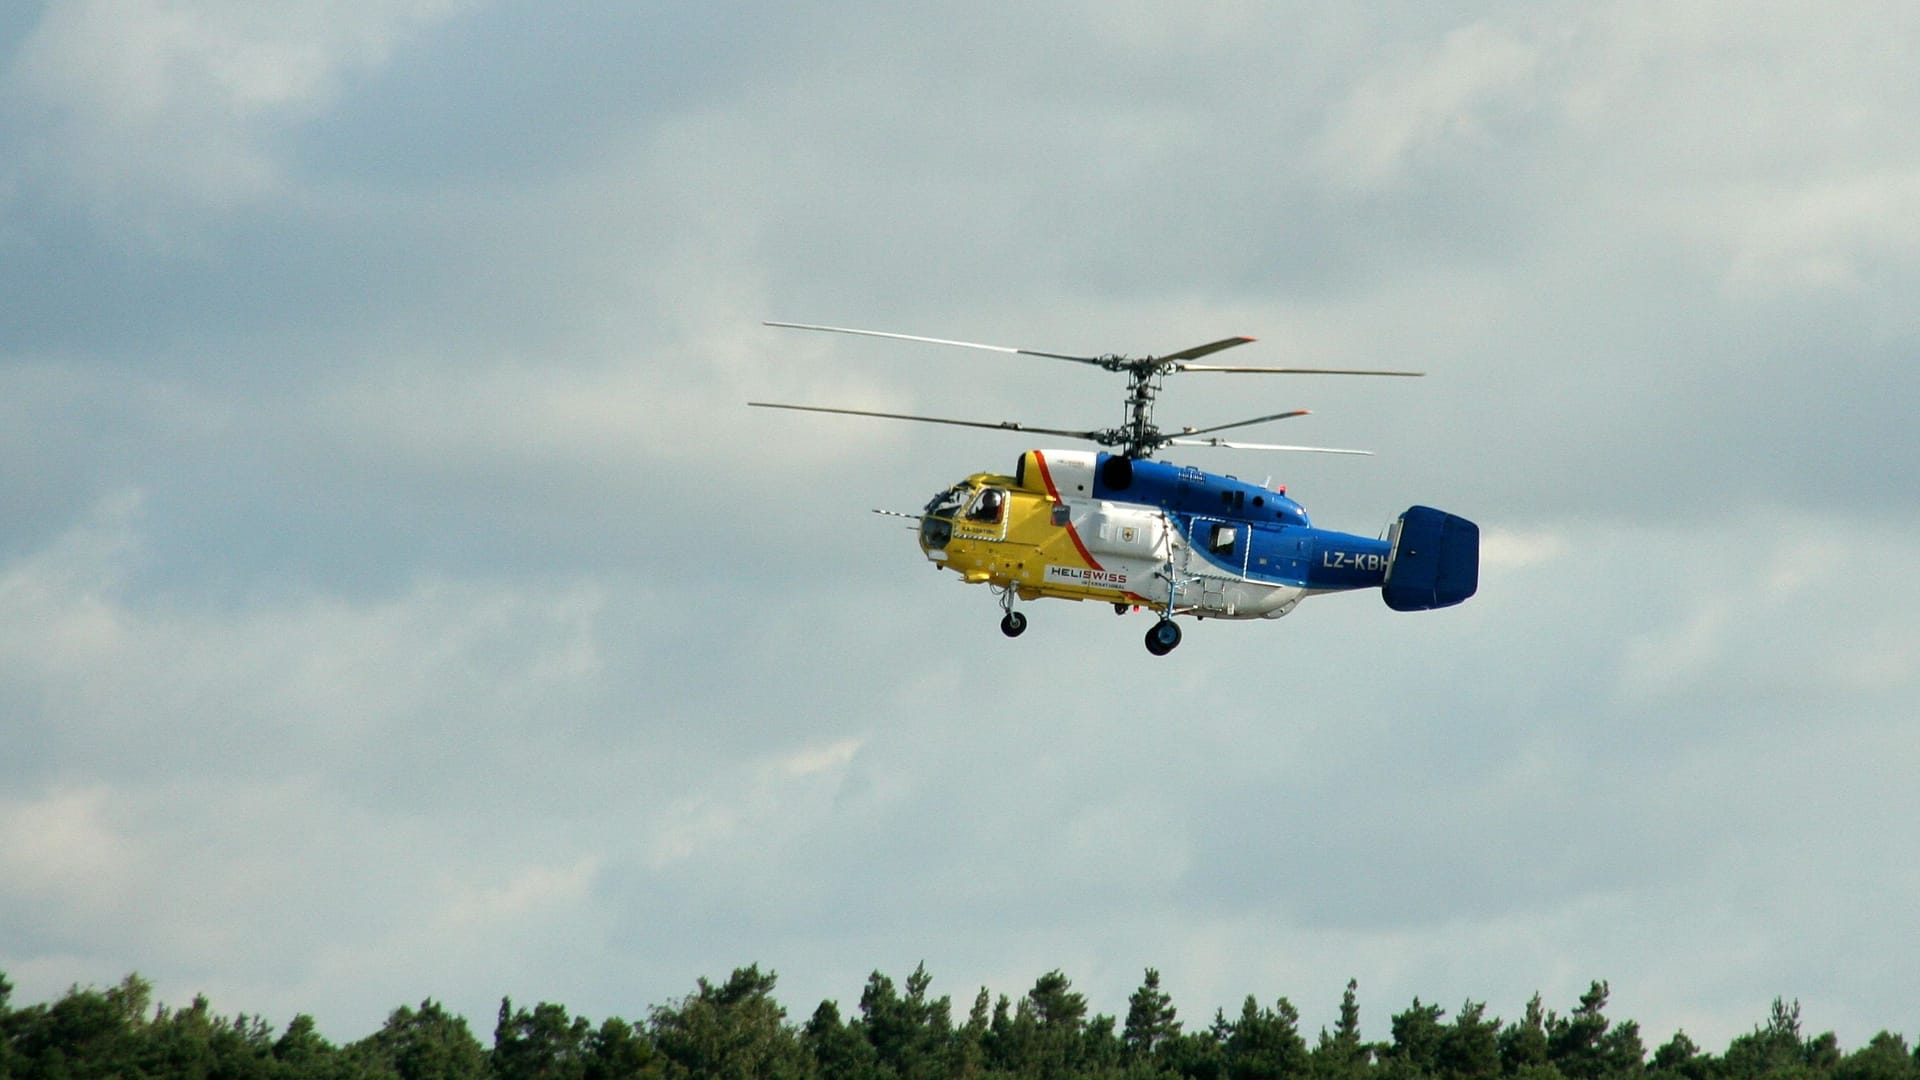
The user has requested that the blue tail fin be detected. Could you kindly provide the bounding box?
[1382,506,1479,611]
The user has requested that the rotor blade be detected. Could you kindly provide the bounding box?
[749,401,1102,441]
[1174,408,1312,438]
[764,321,1103,365]
[1176,363,1425,376]
[1166,438,1373,455]
[1154,336,1257,363]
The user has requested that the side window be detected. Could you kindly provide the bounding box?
[1209,523,1237,556]
[967,488,1007,524]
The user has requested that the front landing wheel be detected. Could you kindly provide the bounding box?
[1144,619,1182,655]
[1000,611,1028,638]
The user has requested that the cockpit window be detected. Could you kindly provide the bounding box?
[966,487,1008,524]
[924,486,965,517]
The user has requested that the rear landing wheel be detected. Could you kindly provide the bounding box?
[1000,611,1028,638]
[1144,619,1181,655]
[1113,602,1129,615]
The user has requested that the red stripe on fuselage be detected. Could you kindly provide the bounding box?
[1032,451,1104,571]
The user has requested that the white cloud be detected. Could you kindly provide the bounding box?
[779,737,863,779]
[436,857,604,932]
[0,490,142,681]
[0,786,141,910]
[1715,170,1920,294]
[1570,513,1920,709]
[318,349,911,482]
[1312,22,1539,189]
[648,737,865,868]
[4,0,469,218]
[0,491,609,765]
[1479,526,1568,569]
[1616,605,1731,701]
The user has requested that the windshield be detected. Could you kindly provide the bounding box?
[924,485,965,516]
[920,485,964,551]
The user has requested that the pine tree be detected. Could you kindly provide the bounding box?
[801,999,875,1080]
[1724,998,1811,1080]
[1226,996,1308,1080]
[1547,982,1613,1080]
[1836,1032,1918,1080]
[351,999,489,1080]
[1650,1030,1710,1080]
[1124,968,1182,1062]
[1381,998,1446,1080]
[854,964,952,1080]
[647,965,808,1080]
[493,998,594,1080]
[1438,1002,1502,1080]
[1314,980,1370,1080]
[1499,994,1551,1077]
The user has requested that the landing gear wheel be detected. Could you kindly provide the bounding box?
[1145,619,1182,655]
[1113,603,1129,615]
[1000,611,1028,638]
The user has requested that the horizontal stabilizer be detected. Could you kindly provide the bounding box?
[1382,506,1479,611]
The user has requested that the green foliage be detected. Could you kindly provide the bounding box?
[1834,1033,1917,1080]
[1649,1031,1711,1080]
[800,1000,876,1080]
[1543,976,1620,1076]
[352,999,490,1080]
[647,965,808,1080]
[1124,969,1182,1064]
[1,965,1914,1080]
[853,964,954,1079]
[3,974,148,1079]
[984,971,1099,1080]
[1437,1002,1502,1080]
[1158,1013,1230,1080]
[1313,981,1371,1080]
[0,973,345,1080]
[1224,995,1307,1080]
[1722,998,1846,1080]
[493,998,589,1080]
[492,998,653,1080]
[1381,998,1447,1080]
[276,1014,336,1070]
[1500,995,1551,1076]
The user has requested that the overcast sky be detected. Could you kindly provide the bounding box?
[4,0,1919,1054]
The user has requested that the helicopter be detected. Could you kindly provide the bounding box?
[751,322,1478,655]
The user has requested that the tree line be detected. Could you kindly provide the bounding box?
[2,964,1915,1080]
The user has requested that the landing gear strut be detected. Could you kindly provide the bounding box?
[1146,523,1187,655]
[1145,618,1182,655]
[995,586,1027,638]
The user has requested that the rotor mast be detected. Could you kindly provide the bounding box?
[992,348,1181,458]
[1096,334,1268,458]
[1119,359,1166,460]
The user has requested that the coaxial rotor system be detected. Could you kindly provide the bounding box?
[751,321,1422,460]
